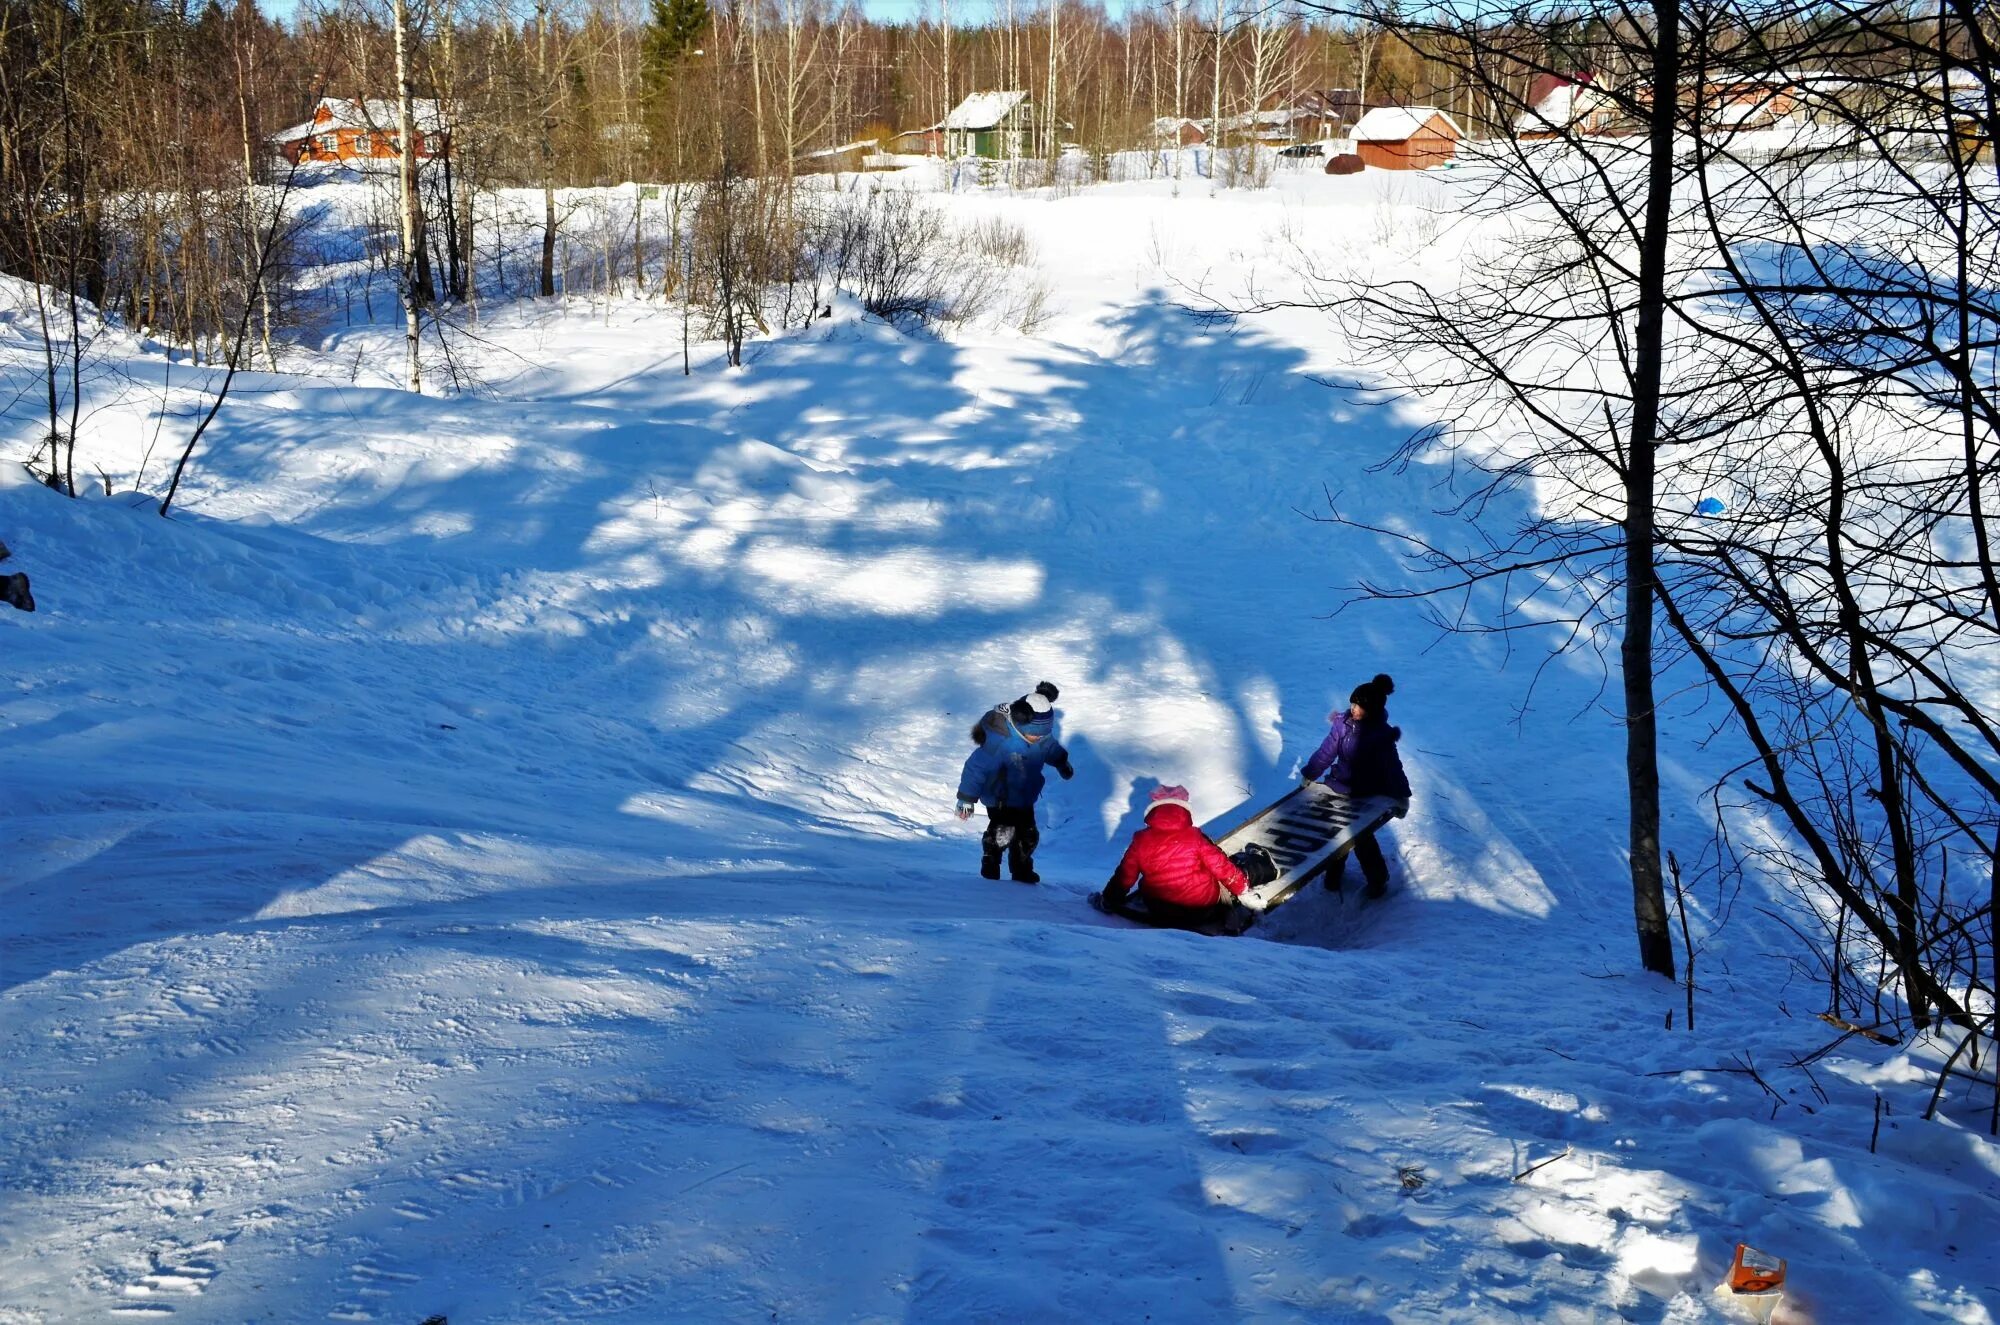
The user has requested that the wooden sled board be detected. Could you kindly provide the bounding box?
[1217,784,1402,910]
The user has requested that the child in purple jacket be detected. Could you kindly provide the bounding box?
[1301,673,1411,897]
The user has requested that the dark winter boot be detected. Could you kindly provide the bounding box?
[1231,844,1278,889]
[1008,837,1039,884]
[1220,904,1257,936]
[1354,834,1390,899]
[980,815,1005,880]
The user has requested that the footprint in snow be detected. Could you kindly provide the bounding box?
[1344,1209,1425,1241]
[349,1254,421,1288]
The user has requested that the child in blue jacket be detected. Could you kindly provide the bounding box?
[956,686,1073,882]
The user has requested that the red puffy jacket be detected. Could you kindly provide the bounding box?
[1106,804,1247,909]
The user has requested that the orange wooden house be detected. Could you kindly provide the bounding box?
[1350,107,1464,170]
[270,98,451,166]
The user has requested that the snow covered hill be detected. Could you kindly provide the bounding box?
[3,176,1996,1323]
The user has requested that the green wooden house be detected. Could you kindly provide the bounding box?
[943,91,1034,159]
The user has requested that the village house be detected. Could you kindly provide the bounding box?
[1910,68,1992,159]
[1701,71,1851,132]
[1776,68,1986,158]
[1350,106,1464,170]
[941,91,1035,159]
[1291,88,1363,139]
[894,125,945,155]
[795,139,881,174]
[270,98,452,166]
[1191,90,1362,149]
[1515,73,1623,139]
[1237,105,1318,147]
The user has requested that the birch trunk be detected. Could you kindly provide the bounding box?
[233,28,275,370]
[1210,0,1225,174]
[538,0,557,299]
[1047,0,1059,158]
[395,0,423,392]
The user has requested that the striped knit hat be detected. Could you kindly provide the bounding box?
[1009,690,1053,726]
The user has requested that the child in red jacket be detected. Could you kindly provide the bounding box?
[1096,785,1266,931]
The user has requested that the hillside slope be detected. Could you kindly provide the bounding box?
[2,178,1996,1324]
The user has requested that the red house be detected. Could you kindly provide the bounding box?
[270,98,451,166]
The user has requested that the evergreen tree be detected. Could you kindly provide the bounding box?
[641,0,709,105]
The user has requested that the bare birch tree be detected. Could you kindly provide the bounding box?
[395,0,427,389]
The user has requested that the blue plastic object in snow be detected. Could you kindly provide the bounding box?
[1696,497,1727,516]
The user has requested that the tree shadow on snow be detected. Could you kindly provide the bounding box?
[0,280,1675,1320]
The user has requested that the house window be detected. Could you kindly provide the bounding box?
[320,134,339,153]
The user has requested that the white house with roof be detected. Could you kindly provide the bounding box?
[1515,74,1621,138]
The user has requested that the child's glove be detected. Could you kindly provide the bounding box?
[1236,889,1268,913]
[1057,760,1075,780]
[1390,798,1411,820]
[955,799,976,820]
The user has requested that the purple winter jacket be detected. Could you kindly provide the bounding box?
[1302,710,1412,800]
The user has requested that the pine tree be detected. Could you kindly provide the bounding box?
[641,0,710,105]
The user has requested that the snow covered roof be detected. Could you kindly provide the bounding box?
[942,91,1029,131]
[1714,98,1767,127]
[1711,69,1851,90]
[269,97,450,142]
[1351,106,1464,142]
[1517,85,1578,130]
[1514,81,1615,133]
[1217,107,1309,132]
[802,139,880,160]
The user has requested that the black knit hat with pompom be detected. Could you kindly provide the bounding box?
[1349,673,1395,715]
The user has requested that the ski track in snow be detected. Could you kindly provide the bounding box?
[4,176,1998,1324]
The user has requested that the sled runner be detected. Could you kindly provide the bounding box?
[1213,783,1402,911]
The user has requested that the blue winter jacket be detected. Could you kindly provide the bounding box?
[1302,710,1412,800]
[958,708,1072,809]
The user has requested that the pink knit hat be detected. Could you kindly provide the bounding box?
[1148,784,1191,814]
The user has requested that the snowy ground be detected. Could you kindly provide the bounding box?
[3,172,1998,1324]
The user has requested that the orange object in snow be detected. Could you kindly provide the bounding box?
[1728,1244,1787,1294]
